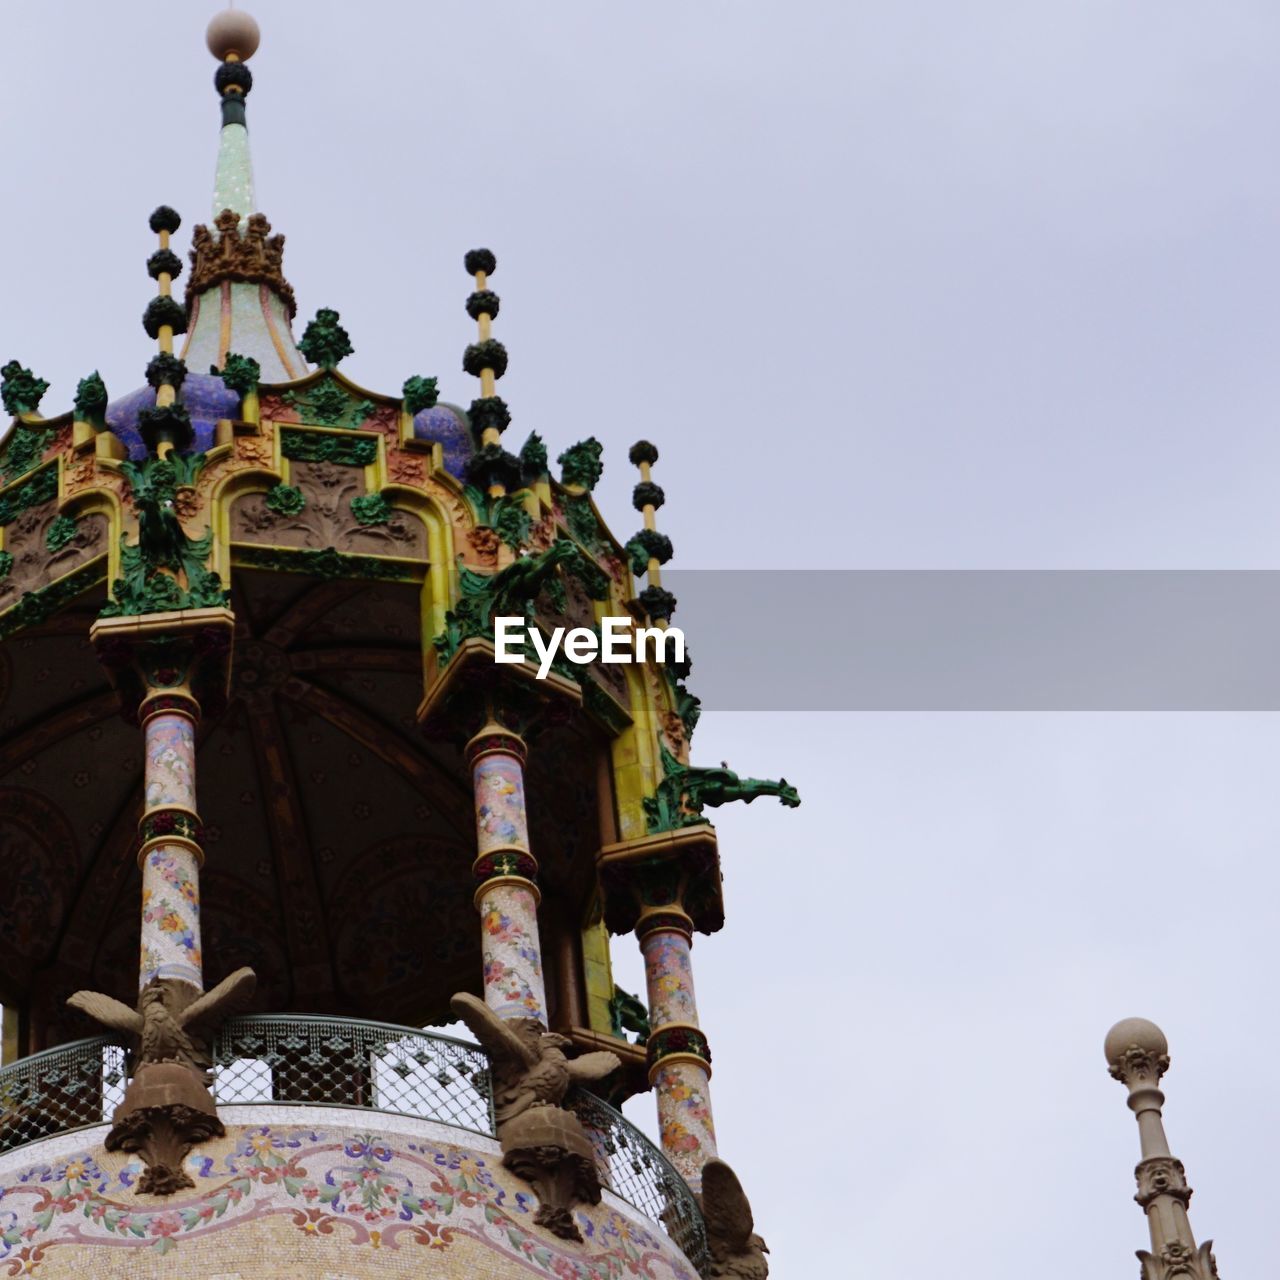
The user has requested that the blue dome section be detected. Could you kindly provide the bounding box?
[106,373,240,459]
[413,402,472,480]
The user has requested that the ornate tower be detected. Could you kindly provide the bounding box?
[0,11,793,1277]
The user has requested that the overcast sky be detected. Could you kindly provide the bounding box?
[6,2,1280,1275]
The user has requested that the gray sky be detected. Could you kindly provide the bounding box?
[6,2,1280,1274]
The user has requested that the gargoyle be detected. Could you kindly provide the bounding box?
[609,985,651,1044]
[699,1158,770,1279]
[644,743,800,833]
[451,992,620,1240]
[68,967,256,1074]
[434,537,608,664]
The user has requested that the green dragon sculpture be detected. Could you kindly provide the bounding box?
[643,743,801,833]
[608,986,651,1045]
[433,537,609,664]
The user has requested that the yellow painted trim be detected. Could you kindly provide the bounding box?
[207,461,284,583]
[375,481,454,657]
[580,905,617,1037]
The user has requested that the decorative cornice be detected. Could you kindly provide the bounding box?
[230,544,420,583]
[187,209,297,318]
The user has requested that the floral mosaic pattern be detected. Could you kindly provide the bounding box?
[473,753,531,855]
[139,846,202,990]
[143,714,197,811]
[479,883,547,1022]
[654,1062,718,1188]
[642,930,700,1030]
[0,1126,698,1279]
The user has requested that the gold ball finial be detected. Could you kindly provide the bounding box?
[207,9,261,62]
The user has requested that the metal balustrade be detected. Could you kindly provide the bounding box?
[0,1036,125,1155]
[212,1014,496,1136]
[569,1087,710,1272]
[0,1016,708,1272]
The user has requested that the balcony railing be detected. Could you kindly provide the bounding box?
[0,1016,709,1273]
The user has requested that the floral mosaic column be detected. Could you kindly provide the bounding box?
[465,724,548,1023]
[638,907,717,1190]
[137,692,205,995]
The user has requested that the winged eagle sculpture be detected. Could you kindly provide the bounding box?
[450,991,621,1240]
[67,967,257,1073]
[449,991,620,1124]
[700,1158,770,1279]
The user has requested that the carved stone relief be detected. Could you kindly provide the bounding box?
[231,462,426,557]
[0,503,107,607]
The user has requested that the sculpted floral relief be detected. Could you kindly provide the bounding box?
[0,504,107,606]
[230,461,426,557]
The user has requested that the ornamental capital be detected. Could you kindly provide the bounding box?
[596,826,723,937]
[1109,1043,1170,1087]
[91,607,236,725]
[1105,1018,1170,1088]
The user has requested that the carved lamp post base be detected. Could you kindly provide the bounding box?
[104,1062,225,1195]
[499,1105,604,1242]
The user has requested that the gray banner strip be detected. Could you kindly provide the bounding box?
[657,571,1280,710]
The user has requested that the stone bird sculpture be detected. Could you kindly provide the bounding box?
[450,992,619,1125]
[700,1158,770,1279]
[67,968,257,1072]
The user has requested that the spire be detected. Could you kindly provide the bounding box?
[1105,1019,1220,1280]
[207,8,258,221]
[180,9,306,383]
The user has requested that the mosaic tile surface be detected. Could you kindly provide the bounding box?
[0,1122,698,1279]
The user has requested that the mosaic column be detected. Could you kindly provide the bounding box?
[93,608,233,1002]
[137,690,205,996]
[465,723,548,1023]
[638,905,717,1190]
